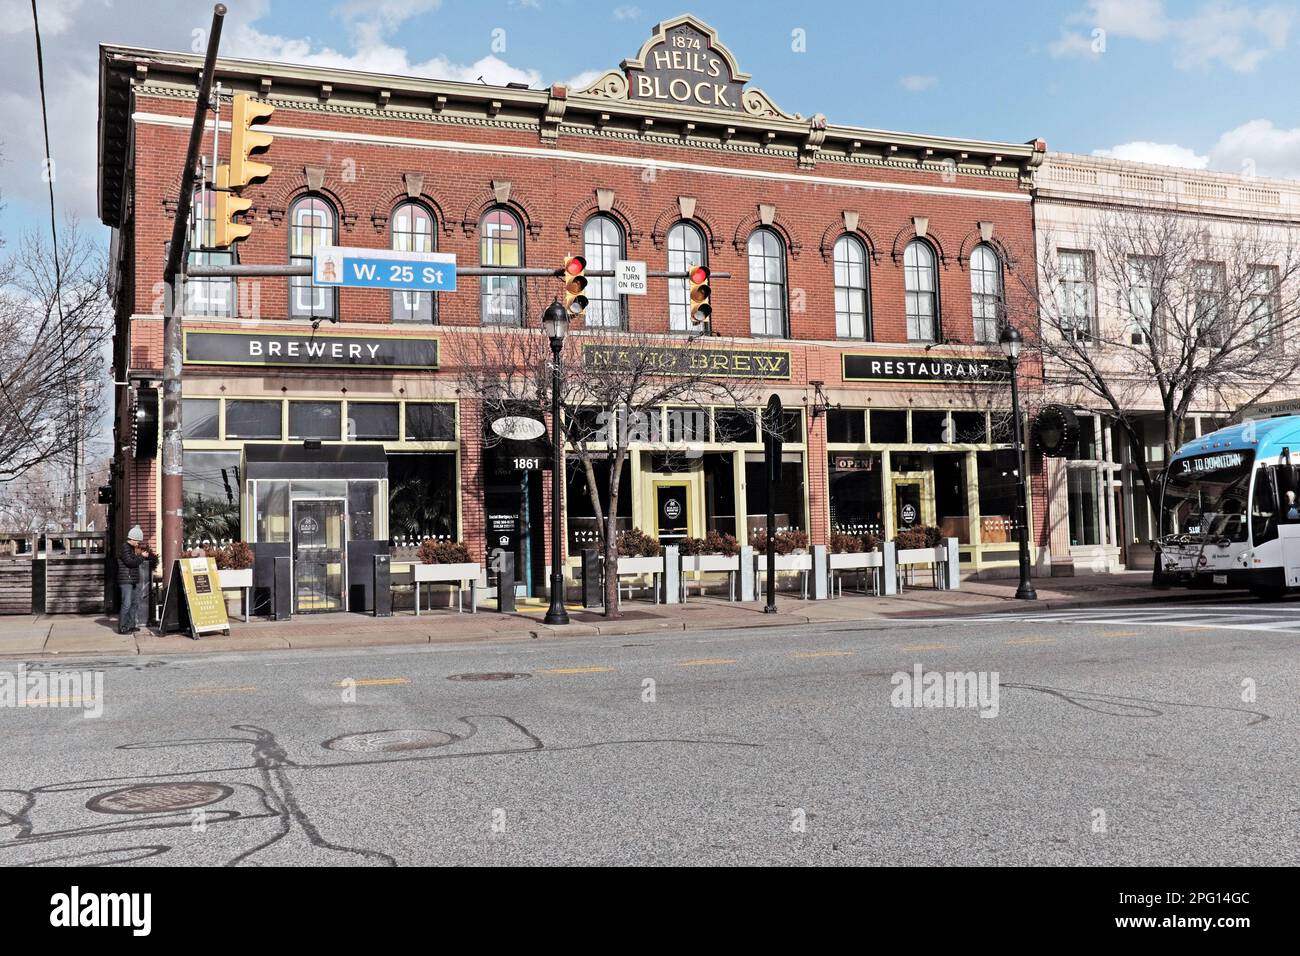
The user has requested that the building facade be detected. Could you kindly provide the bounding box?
[1033,151,1300,573]
[98,15,1049,613]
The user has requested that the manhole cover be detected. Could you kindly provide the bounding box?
[446,672,531,682]
[323,729,455,752]
[86,783,233,815]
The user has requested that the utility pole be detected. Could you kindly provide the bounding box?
[159,3,225,577]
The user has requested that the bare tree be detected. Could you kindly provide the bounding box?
[1023,210,1300,513]
[453,296,761,616]
[0,223,111,509]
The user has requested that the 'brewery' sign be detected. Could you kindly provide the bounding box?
[622,16,749,113]
[184,330,439,369]
[842,353,1008,384]
[582,343,790,379]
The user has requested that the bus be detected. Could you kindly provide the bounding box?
[1156,415,1300,599]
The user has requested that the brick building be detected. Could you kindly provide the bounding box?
[97,14,1048,613]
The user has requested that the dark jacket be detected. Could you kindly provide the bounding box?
[118,543,146,584]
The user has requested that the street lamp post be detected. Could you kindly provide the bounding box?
[999,325,1037,600]
[542,301,570,626]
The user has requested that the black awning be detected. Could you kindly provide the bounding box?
[243,443,389,480]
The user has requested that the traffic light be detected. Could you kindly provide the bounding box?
[563,255,588,316]
[213,164,252,247]
[131,386,158,459]
[228,93,274,188]
[688,264,711,325]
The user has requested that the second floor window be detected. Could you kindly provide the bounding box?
[1194,261,1225,341]
[904,240,938,342]
[667,221,706,332]
[970,244,1002,344]
[1057,250,1094,340]
[480,208,524,326]
[187,185,234,317]
[834,235,870,339]
[583,214,625,329]
[391,202,436,323]
[289,195,337,321]
[748,227,787,337]
[1127,255,1158,342]
[1246,265,1279,344]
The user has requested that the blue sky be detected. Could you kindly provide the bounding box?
[1,0,1298,242]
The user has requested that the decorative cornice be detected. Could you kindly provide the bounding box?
[565,193,643,248]
[733,206,802,259]
[650,201,723,252]
[890,224,950,267]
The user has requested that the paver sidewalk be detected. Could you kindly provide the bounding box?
[0,571,1229,660]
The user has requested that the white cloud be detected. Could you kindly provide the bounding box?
[563,69,606,92]
[899,74,937,93]
[1051,0,1290,71]
[612,5,643,20]
[1208,118,1300,178]
[1092,141,1210,169]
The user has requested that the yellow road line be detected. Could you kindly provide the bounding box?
[540,666,614,675]
[898,643,953,652]
[26,695,99,705]
[335,677,411,687]
[794,650,854,658]
[674,658,738,667]
[1006,636,1055,646]
[1100,631,1139,638]
[183,686,258,695]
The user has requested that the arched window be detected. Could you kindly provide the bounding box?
[748,227,787,337]
[970,243,1003,343]
[583,214,625,329]
[903,239,938,342]
[480,207,524,326]
[391,201,436,323]
[833,235,869,339]
[289,195,337,321]
[667,221,706,332]
[187,185,234,316]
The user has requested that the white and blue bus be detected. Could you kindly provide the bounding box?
[1156,415,1300,599]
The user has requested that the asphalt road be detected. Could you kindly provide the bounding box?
[2,595,1296,866]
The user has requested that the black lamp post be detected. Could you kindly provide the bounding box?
[999,324,1037,600]
[542,300,570,625]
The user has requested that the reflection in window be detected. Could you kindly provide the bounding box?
[225,400,282,440]
[182,398,220,440]
[289,195,337,321]
[480,208,523,326]
[391,202,436,323]
[347,403,400,441]
[183,450,241,545]
[667,222,706,332]
[289,402,342,441]
[904,240,938,342]
[748,228,787,337]
[583,214,625,329]
[187,186,234,316]
[405,402,457,441]
[834,235,869,339]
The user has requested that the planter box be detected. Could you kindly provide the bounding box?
[612,556,664,576]
[413,562,482,584]
[218,567,253,589]
[897,547,946,566]
[682,554,739,573]
[828,552,882,571]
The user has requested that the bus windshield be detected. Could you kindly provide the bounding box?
[1160,450,1255,543]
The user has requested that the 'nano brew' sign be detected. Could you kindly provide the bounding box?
[622,17,749,113]
[842,353,1008,384]
[184,330,439,369]
[582,343,790,379]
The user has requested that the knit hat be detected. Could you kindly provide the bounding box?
[127,526,144,542]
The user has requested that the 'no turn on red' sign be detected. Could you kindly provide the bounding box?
[615,260,647,296]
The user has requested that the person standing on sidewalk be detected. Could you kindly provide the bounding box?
[117,526,153,634]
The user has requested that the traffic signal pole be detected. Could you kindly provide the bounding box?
[159,3,225,578]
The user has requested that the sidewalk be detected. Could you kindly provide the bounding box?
[0,571,1227,660]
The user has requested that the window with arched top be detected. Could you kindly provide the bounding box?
[903,239,938,342]
[583,214,625,329]
[391,201,436,323]
[480,207,524,326]
[667,221,706,332]
[833,235,870,339]
[187,185,234,316]
[970,243,1003,343]
[748,228,787,337]
[289,195,337,321]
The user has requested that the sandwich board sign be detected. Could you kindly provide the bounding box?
[162,556,230,639]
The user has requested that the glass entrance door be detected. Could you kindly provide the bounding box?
[293,498,346,613]
[654,481,692,545]
[892,479,927,533]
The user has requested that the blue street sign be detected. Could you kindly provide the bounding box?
[313,246,457,291]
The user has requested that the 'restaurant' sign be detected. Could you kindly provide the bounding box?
[582,343,790,379]
[841,353,1008,384]
[622,16,749,113]
[184,330,439,369]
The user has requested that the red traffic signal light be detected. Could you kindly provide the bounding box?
[688,264,711,324]
[563,255,588,316]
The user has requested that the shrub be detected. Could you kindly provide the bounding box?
[751,528,808,555]
[213,541,255,570]
[895,526,942,550]
[830,532,863,554]
[704,530,740,556]
[417,539,471,564]
[678,536,706,556]
[616,528,662,558]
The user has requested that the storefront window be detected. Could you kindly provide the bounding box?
[348,403,400,441]
[347,480,387,541]
[714,408,757,444]
[912,410,947,444]
[406,402,456,441]
[870,409,907,444]
[828,453,883,539]
[703,452,737,537]
[933,452,970,543]
[827,409,866,444]
[225,400,282,440]
[977,450,1020,543]
[744,451,805,542]
[254,481,290,544]
[952,411,987,444]
[666,406,708,443]
[1068,468,1101,546]
[566,456,632,552]
[388,453,458,541]
[289,402,342,441]
[183,450,241,544]
[182,399,220,440]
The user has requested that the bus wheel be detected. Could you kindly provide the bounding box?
[1249,586,1286,602]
